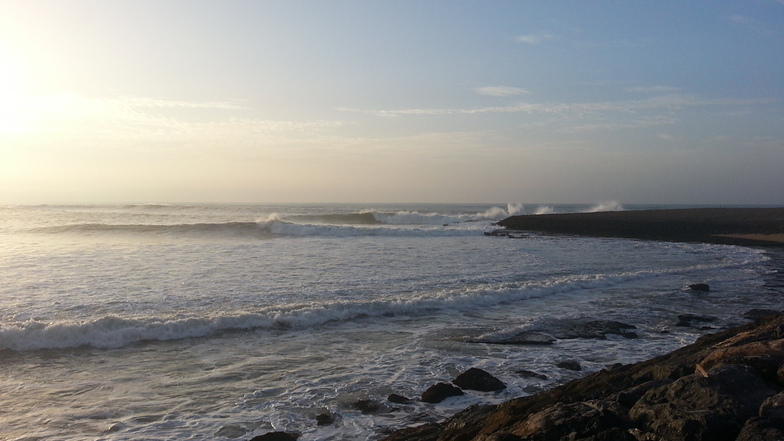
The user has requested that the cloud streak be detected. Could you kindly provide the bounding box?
[475,86,530,97]
[338,94,766,118]
[515,33,558,44]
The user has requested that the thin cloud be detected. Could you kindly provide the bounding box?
[515,33,558,44]
[625,85,680,93]
[727,14,782,38]
[339,94,765,118]
[563,117,676,133]
[121,97,250,110]
[475,86,531,97]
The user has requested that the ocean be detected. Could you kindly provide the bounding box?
[0,203,781,440]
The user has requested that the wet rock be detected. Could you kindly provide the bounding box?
[552,320,638,340]
[453,368,506,392]
[736,417,784,441]
[676,314,719,327]
[421,382,464,403]
[688,283,710,292]
[249,432,300,441]
[315,412,335,426]
[628,364,777,441]
[387,393,413,404]
[353,399,382,414]
[556,360,582,371]
[516,369,548,380]
[380,314,784,441]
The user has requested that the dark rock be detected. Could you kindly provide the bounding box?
[516,370,548,380]
[421,382,464,403]
[628,364,777,441]
[579,427,638,441]
[778,364,784,386]
[697,338,784,375]
[556,360,582,371]
[453,368,507,392]
[676,314,719,328]
[759,392,784,420]
[380,314,784,441]
[315,413,335,426]
[511,400,631,440]
[249,432,300,441]
[688,283,710,292]
[552,320,638,340]
[736,417,784,441]
[614,379,673,408]
[353,399,382,414]
[387,393,413,404]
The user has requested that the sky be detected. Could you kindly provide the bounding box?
[0,1,783,205]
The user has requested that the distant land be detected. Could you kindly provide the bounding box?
[496,208,784,247]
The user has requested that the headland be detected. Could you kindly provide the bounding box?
[495,207,784,247]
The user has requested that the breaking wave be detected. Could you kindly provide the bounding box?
[0,258,742,352]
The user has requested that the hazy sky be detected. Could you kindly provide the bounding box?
[1,1,782,204]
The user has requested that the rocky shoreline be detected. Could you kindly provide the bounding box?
[377,310,784,441]
[249,310,784,441]
[248,208,784,441]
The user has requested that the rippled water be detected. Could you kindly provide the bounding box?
[0,203,780,440]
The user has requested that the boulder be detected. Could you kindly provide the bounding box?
[552,320,638,340]
[697,338,784,375]
[421,382,464,403]
[628,364,777,441]
[556,360,582,371]
[509,400,632,440]
[353,399,382,414]
[736,417,784,441]
[688,283,710,292]
[759,392,784,420]
[453,368,507,392]
[614,379,673,408]
[387,393,413,404]
[676,314,719,328]
[315,413,335,426]
[516,370,548,380]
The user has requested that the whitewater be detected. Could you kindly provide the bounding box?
[0,203,781,440]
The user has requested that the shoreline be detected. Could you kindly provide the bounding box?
[380,312,784,441]
[375,208,784,441]
[495,207,784,247]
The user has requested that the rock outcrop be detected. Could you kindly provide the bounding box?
[381,313,784,441]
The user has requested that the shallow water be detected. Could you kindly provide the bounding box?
[0,203,780,440]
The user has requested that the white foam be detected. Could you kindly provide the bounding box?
[586,200,624,212]
[0,253,755,352]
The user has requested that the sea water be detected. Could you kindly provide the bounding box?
[0,203,780,440]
